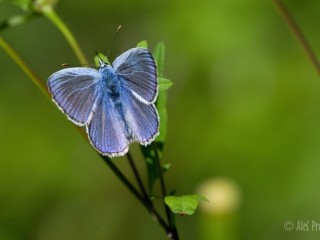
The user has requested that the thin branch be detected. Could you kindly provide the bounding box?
[102,155,152,208]
[152,142,179,240]
[42,8,88,64]
[272,0,320,75]
[0,36,50,97]
[127,151,152,206]
[125,151,174,235]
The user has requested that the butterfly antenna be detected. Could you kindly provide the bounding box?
[106,25,122,58]
[61,63,95,67]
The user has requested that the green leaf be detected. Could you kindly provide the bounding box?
[94,52,110,65]
[164,195,209,216]
[3,0,32,12]
[153,42,165,77]
[136,40,148,48]
[141,145,157,195]
[158,77,173,91]
[32,0,58,13]
[142,143,166,195]
[162,163,171,171]
[155,91,167,143]
[153,42,170,144]
[141,41,172,196]
[0,14,35,32]
[4,0,58,12]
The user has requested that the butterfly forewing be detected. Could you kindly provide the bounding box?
[48,68,101,125]
[113,48,158,104]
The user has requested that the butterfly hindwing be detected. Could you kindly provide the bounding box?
[112,48,158,104]
[122,87,159,145]
[87,95,129,157]
[48,68,101,125]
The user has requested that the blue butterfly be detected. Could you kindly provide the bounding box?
[48,48,159,157]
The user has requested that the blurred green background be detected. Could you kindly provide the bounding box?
[1,0,320,239]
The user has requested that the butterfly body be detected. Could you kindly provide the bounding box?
[48,48,159,157]
[101,65,121,102]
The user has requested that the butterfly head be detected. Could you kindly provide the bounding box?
[98,58,107,68]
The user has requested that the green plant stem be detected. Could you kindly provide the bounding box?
[101,154,170,233]
[152,142,179,240]
[0,36,50,97]
[126,150,178,239]
[42,7,87,64]
[102,155,145,204]
[272,0,320,75]
[125,151,178,237]
[127,151,153,206]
